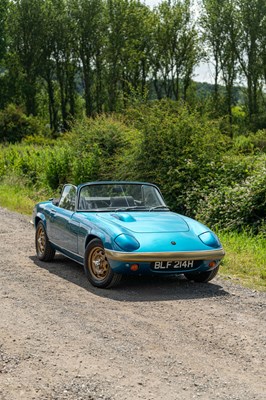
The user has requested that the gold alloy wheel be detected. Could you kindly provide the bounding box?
[88,246,110,281]
[36,224,46,256]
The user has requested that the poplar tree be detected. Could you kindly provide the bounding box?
[9,0,44,115]
[70,0,106,116]
[0,0,8,63]
[234,0,266,124]
[151,0,199,101]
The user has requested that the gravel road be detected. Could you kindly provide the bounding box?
[0,207,265,400]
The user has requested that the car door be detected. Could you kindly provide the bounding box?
[48,185,79,254]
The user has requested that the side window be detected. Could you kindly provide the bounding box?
[58,185,77,211]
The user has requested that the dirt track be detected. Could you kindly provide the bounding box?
[0,207,265,400]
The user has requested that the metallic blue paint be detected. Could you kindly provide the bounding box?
[199,231,221,248]
[114,234,140,251]
[33,181,225,277]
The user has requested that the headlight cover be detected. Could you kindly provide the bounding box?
[199,231,221,248]
[114,234,140,251]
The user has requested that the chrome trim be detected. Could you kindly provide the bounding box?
[105,248,225,262]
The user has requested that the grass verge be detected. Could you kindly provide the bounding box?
[219,230,266,291]
[0,181,265,291]
[0,179,53,215]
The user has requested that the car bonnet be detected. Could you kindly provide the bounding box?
[96,211,190,233]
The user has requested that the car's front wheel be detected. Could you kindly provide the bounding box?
[35,221,55,261]
[84,239,122,288]
[184,266,219,283]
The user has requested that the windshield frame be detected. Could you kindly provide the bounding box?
[76,181,168,212]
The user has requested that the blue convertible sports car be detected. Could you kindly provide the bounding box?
[33,181,225,288]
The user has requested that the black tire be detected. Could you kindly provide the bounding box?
[184,266,219,283]
[35,221,55,261]
[84,239,122,288]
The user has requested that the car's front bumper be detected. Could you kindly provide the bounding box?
[105,248,225,262]
[105,248,225,275]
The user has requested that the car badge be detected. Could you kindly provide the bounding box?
[171,241,176,245]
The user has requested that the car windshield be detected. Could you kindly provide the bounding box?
[78,183,169,212]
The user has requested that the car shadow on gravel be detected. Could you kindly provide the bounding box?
[31,254,230,302]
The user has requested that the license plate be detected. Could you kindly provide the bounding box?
[152,260,195,271]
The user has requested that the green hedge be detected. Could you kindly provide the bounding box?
[0,101,265,235]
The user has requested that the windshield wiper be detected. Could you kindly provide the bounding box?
[149,206,170,211]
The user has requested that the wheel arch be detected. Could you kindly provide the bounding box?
[84,235,122,288]
[85,234,103,250]
[34,213,46,229]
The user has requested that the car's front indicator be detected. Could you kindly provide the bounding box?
[199,231,221,248]
[114,234,140,251]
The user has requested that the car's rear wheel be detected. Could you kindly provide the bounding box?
[35,221,55,261]
[184,266,219,283]
[84,239,122,288]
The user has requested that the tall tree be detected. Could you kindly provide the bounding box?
[70,0,106,117]
[0,0,8,64]
[151,0,199,101]
[218,1,238,131]
[117,0,152,98]
[201,0,224,113]
[9,0,44,115]
[261,10,266,86]
[234,0,266,124]
[45,0,77,130]
[106,0,152,111]
[106,0,128,111]
[201,0,241,129]
[0,0,9,109]
[38,0,59,131]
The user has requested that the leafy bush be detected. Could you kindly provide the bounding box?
[196,156,266,234]
[250,129,266,153]
[68,116,141,181]
[0,143,72,189]
[0,104,49,143]
[42,146,72,189]
[124,100,230,212]
[0,100,265,237]
[232,129,266,154]
[0,115,140,189]
[233,135,255,154]
[70,144,101,184]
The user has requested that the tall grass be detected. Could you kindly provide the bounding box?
[0,177,53,215]
[219,230,266,290]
